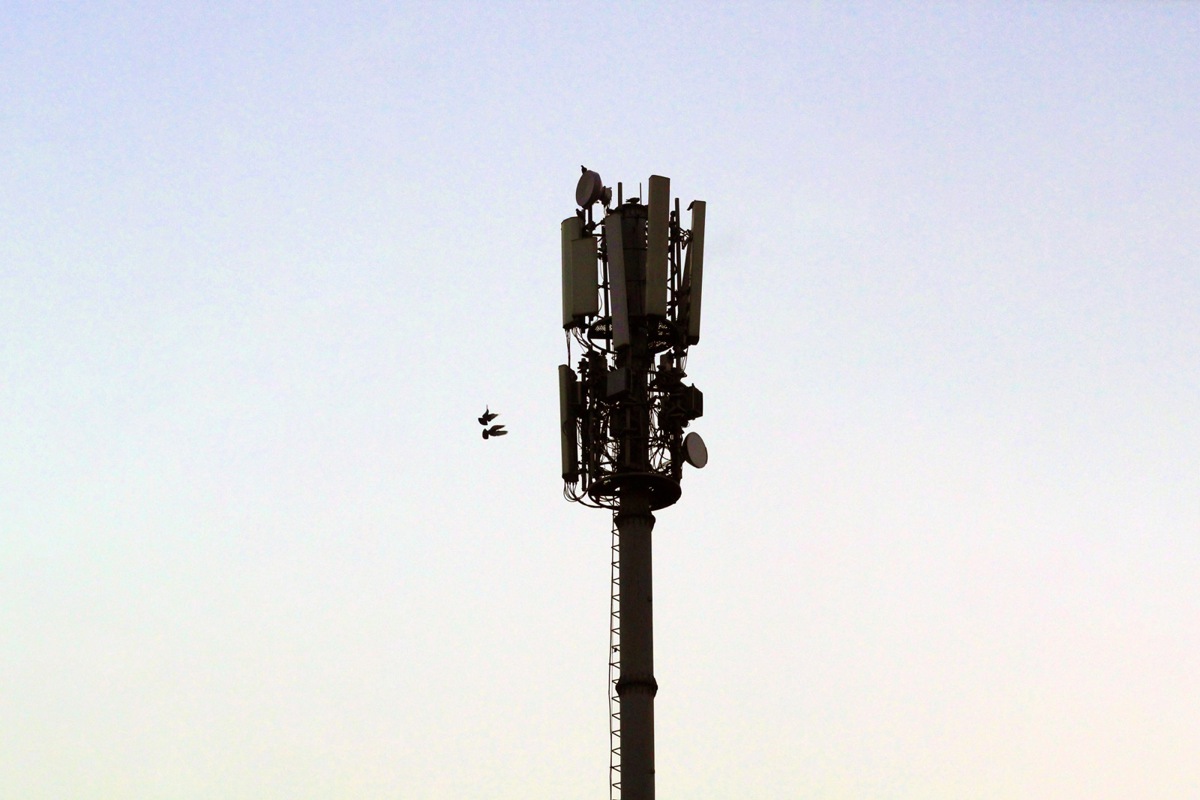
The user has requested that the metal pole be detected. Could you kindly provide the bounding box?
[616,487,656,800]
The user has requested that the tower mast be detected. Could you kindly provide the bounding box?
[559,169,709,800]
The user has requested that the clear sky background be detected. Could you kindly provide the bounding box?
[2,3,1197,798]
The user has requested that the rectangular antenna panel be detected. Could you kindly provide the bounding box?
[561,216,599,328]
[644,175,670,317]
[604,209,631,348]
[684,200,706,344]
[558,365,579,481]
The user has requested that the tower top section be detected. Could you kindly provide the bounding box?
[558,169,708,511]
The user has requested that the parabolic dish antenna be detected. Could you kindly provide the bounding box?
[683,432,708,469]
[576,169,609,208]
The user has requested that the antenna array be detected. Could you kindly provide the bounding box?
[559,170,707,510]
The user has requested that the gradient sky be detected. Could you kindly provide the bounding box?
[2,3,1198,798]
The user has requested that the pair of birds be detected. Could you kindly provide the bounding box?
[479,407,507,440]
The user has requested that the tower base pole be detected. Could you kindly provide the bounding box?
[615,487,656,800]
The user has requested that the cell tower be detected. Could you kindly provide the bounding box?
[559,168,708,800]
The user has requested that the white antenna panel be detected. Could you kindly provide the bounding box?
[605,209,631,348]
[561,216,599,328]
[645,175,669,317]
[558,364,579,481]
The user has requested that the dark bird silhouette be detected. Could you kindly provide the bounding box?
[482,424,507,440]
[478,407,499,426]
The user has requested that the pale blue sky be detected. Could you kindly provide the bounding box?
[2,3,1197,798]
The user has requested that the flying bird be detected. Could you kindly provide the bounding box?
[478,407,499,426]
[482,424,507,440]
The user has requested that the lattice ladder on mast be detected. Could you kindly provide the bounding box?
[608,511,621,800]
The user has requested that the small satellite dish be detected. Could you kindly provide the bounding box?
[683,432,708,469]
[576,168,607,208]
